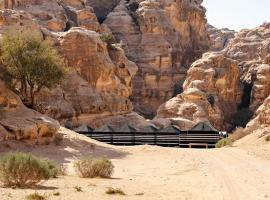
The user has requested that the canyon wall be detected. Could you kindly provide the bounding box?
[105,0,210,117]
[0,0,141,130]
[157,23,270,131]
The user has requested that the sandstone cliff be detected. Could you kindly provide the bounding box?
[157,23,270,131]
[105,0,210,117]
[0,0,140,129]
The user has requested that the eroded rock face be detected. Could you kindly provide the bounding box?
[246,95,270,132]
[35,28,137,125]
[156,52,242,130]
[0,81,60,143]
[207,24,235,51]
[105,0,210,117]
[156,23,270,131]
[0,0,141,129]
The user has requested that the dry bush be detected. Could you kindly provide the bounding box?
[216,127,255,148]
[230,127,249,141]
[265,135,270,142]
[105,187,125,195]
[74,156,114,178]
[25,193,47,200]
[54,133,63,146]
[215,138,234,148]
[74,186,83,192]
[0,153,57,188]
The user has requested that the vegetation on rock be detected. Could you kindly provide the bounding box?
[0,29,66,107]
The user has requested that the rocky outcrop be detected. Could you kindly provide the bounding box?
[246,95,270,131]
[207,24,235,51]
[105,0,210,117]
[0,81,60,143]
[156,52,242,130]
[156,23,270,131]
[0,0,141,129]
[36,28,138,126]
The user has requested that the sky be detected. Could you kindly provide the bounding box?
[203,0,270,31]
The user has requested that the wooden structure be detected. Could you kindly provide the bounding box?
[74,122,224,148]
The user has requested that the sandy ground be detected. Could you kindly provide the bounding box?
[0,127,270,200]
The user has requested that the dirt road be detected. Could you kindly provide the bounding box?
[0,128,270,200]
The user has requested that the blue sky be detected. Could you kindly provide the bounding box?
[203,0,270,31]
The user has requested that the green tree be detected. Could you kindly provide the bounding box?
[0,29,66,107]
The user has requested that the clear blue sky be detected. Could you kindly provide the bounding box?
[203,0,270,31]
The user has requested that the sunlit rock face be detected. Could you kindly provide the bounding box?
[0,0,142,129]
[156,52,242,130]
[0,81,60,143]
[207,24,235,51]
[105,0,210,117]
[36,28,138,126]
[156,23,270,131]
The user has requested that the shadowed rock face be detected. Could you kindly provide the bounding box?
[104,0,210,118]
[156,23,270,131]
[0,81,60,143]
[85,0,120,23]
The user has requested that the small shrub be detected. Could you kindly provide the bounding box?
[230,127,249,141]
[106,187,125,195]
[100,33,116,48]
[25,193,47,200]
[53,192,60,196]
[54,133,63,146]
[0,153,57,188]
[265,135,270,142]
[74,186,83,192]
[215,138,235,148]
[74,156,114,178]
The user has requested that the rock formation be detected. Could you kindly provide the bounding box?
[105,0,210,117]
[156,23,270,131]
[0,81,60,143]
[36,28,138,127]
[0,0,140,130]
[207,24,235,51]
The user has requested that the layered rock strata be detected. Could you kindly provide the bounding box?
[105,0,210,117]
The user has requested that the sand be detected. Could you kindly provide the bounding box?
[0,127,270,200]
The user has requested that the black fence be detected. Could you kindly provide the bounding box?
[78,131,223,148]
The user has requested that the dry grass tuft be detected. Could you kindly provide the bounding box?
[25,193,47,200]
[74,186,83,192]
[106,187,126,195]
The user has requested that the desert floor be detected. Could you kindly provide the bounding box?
[0,128,270,200]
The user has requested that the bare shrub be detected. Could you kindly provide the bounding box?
[74,156,114,178]
[0,153,57,188]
